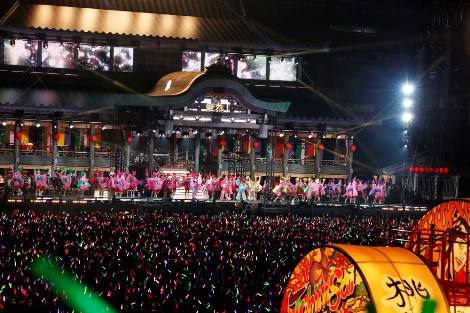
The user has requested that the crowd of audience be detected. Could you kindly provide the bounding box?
[0,209,419,312]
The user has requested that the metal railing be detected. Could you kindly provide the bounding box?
[0,148,13,155]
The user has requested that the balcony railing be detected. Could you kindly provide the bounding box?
[0,149,112,168]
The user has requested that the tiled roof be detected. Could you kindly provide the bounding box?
[20,0,244,18]
[0,2,297,48]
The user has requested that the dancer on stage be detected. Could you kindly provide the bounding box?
[126,171,140,197]
[10,170,24,195]
[59,170,72,196]
[235,176,248,202]
[219,176,231,201]
[77,171,90,197]
[96,172,108,197]
[33,170,48,197]
[344,179,358,204]
[189,174,198,200]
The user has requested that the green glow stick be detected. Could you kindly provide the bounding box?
[31,257,118,313]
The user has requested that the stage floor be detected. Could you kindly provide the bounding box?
[3,195,429,217]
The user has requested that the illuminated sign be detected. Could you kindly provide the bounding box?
[282,245,450,313]
[282,247,369,313]
[383,275,430,311]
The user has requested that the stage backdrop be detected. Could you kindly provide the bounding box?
[282,244,449,313]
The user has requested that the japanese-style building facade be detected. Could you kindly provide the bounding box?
[0,0,374,179]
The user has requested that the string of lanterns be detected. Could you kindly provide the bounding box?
[409,166,449,174]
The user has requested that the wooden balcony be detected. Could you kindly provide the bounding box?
[0,149,112,169]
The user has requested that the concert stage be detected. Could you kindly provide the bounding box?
[3,195,429,217]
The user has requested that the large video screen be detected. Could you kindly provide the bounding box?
[269,56,297,81]
[237,55,267,80]
[204,53,237,74]
[182,51,202,72]
[77,44,110,71]
[4,39,39,66]
[113,47,134,72]
[41,42,75,68]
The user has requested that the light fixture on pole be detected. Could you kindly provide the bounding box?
[401,82,415,95]
[401,112,413,123]
[402,98,413,108]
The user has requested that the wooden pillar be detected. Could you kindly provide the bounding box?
[125,144,130,171]
[250,135,256,178]
[217,146,223,177]
[52,121,58,171]
[347,139,354,180]
[148,129,154,174]
[172,135,178,165]
[194,136,200,173]
[89,124,95,174]
[283,134,289,178]
[315,138,322,178]
[14,120,20,171]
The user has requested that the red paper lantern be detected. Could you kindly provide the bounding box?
[218,139,226,147]
[409,166,415,173]
[415,166,419,173]
[419,166,425,173]
[285,143,293,150]
[443,167,449,174]
[318,143,325,151]
[127,136,133,143]
[53,133,61,141]
[15,132,22,140]
[350,145,357,152]
[439,167,444,174]
[90,135,97,142]
[252,141,260,149]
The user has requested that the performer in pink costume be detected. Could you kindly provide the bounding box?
[33,170,48,197]
[149,172,163,198]
[10,170,24,195]
[335,179,343,201]
[59,170,72,196]
[305,178,315,200]
[344,179,358,204]
[126,171,140,197]
[273,179,283,202]
[107,172,116,198]
[219,176,231,201]
[206,175,215,200]
[96,172,108,197]
[77,172,90,197]
[313,179,323,202]
[372,180,386,204]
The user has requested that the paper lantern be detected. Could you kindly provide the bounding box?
[285,143,292,150]
[15,132,22,140]
[409,166,415,173]
[350,145,357,152]
[90,135,97,142]
[127,136,133,143]
[443,167,449,174]
[318,143,325,151]
[252,141,260,149]
[218,139,226,147]
[415,166,419,173]
[53,133,61,141]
